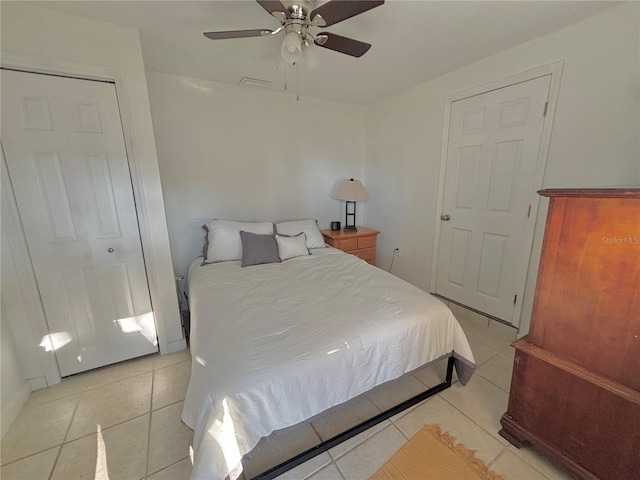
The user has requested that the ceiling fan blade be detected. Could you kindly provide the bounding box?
[315,32,371,57]
[310,0,384,27]
[256,0,290,19]
[204,29,273,40]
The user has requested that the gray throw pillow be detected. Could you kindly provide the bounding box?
[240,231,281,267]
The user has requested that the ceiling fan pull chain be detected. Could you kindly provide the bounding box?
[283,59,288,91]
[296,62,300,101]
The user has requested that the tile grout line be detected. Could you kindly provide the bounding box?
[487,444,556,480]
[14,390,159,468]
[29,368,155,409]
[0,354,191,474]
[145,367,156,479]
[331,456,348,480]
[499,444,562,480]
[147,455,190,478]
[0,404,155,471]
[389,392,444,430]
[29,354,189,409]
[57,370,155,444]
[331,457,346,480]
[331,420,390,463]
[328,421,397,464]
[437,392,508,446]
[49,372,184,448]
[476,371,511,394]
[61,410,153,446]
[0,445,59,471]
[331,423,407,479]
[152,397,187,412]
[486,445,508,468]
[333,460,347,480]
[384,389,439,424]
[391,421,409,440]
[47,389,83,480]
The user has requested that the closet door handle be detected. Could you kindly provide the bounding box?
[441,214,451,221]
[107,248,114,253]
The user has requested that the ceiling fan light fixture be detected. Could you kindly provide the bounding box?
[311,12,327,27]
[281,31,302,63]
[303,42,320,69]
[314,34,328,46]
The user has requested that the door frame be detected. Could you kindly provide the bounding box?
[429,62,563,327]
[1,53,184,385]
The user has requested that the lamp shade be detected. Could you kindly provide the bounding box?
[333,179,369,202]
[281,31,302,64]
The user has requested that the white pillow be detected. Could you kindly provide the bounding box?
[275,219,325,249]
[203,220,273,263]
[276,233,310,261]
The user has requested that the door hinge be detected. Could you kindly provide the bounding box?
[543,101,549,116]
[513,294,518,304]
[527,204,532,218]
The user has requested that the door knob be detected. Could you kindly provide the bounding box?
[441,214,451,221]
[107,248,114,253]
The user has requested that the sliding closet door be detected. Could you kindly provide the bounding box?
[1,69,158,376]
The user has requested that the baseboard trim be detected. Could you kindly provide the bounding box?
[29,376,48,391]
[162,338,187,354]
[1,381,31,439]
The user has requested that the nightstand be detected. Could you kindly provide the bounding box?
[320,227,380,265]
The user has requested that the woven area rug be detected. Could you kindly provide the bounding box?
[371,424,505,480]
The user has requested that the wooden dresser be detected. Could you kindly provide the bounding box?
[320,227,379,265]
[499,189,640,480]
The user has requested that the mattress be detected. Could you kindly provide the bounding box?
[182,247,475,480]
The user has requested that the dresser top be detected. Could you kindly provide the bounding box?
[320,227,379,240]
[538,188,640,198]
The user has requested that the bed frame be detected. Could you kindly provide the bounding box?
[252,356,456,480]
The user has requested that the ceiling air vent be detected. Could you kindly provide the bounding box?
[239,77,272,89]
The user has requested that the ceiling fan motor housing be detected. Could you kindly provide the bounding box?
[281,2,321,60]
[204,0,383,59]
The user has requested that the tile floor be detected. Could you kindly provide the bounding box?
[0,303,574,480]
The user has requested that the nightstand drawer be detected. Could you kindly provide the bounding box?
[320,227,380,267]
[358,236,376,249]
[355,247,375,262]
[337,238,358,251]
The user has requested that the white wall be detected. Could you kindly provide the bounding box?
[1,3,185,356]
[146,72,367,276]
[1,301,31,439]
[364,3,640,334]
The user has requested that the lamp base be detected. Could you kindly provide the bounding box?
[343,226,358,233]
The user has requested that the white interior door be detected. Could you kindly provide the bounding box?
[1,69,158,376]
[435,75,551,323]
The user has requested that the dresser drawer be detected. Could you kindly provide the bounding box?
[337,238,358,251]
[355,247,375,262]
[358,236,376,249]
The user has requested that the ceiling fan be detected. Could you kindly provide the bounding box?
[203,0,384,64]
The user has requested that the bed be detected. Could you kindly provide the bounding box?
[181,220,476,480]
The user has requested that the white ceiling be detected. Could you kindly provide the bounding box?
[34,0,619,104]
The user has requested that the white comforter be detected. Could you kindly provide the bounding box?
[182,247,475,480]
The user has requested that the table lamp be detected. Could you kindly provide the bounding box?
[332,178,368,232]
